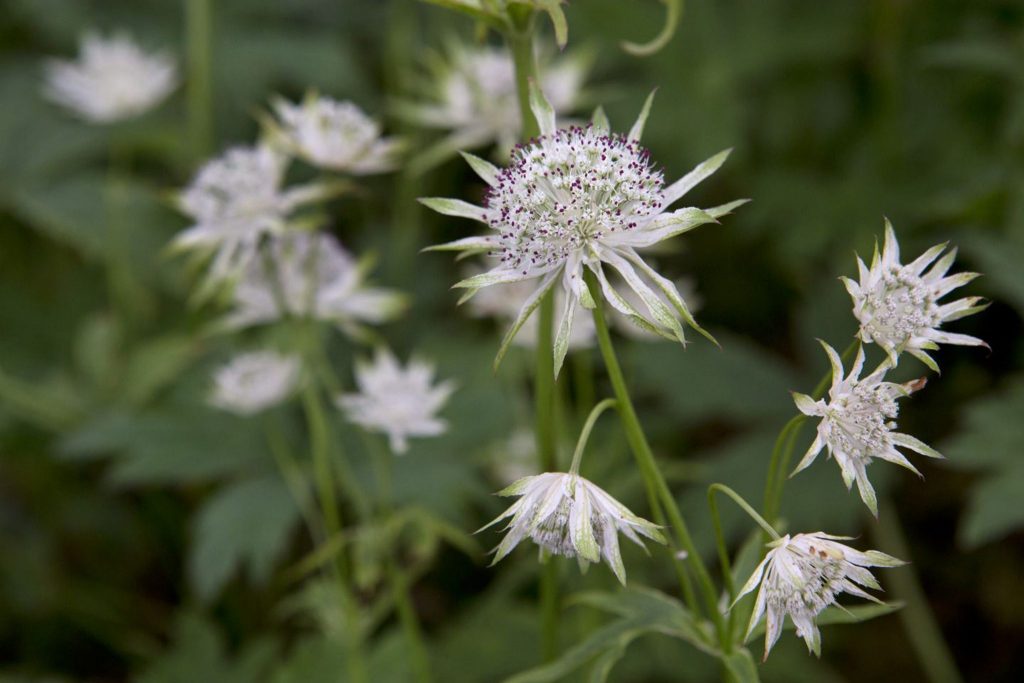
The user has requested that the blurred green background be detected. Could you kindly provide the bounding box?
[1,0,1023,681]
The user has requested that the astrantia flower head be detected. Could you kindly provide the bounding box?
[844,219,988,372]
[791,341,942,516]
[424,86,745,375]
[734,532,903,660]
[337,348,455,454]
[209,351,301,416]
[222,232,405,336]
[399,42,587,156]
[174,144,332,290]
[44,31,176,123]
[269,93,404,174]
[481,472,665,584]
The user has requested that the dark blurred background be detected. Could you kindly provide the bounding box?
[1,1,1023,681]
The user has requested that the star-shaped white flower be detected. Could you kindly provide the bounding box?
[337,349,455,454]
[221,232,405,337]
[423,85,745,375]
[791,341,942,516]
[843,219,988,372]
[44,31,177,123]
[209,351,301,416]
[734,532,904,660]
[173,144,333,290]
[398,42,587,158]
[480,471,665,584]
[269,93,404,174]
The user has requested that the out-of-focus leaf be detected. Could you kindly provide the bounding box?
[960,233,1024,316]
[122,335,202,406]
[268,634,348,683]
[137,612,277,683]
[189,476,299,601]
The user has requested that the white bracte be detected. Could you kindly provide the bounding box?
[269,93,404,174]
[43,31,176,123]
[734,532,903,660]
[221,232,405,337]
[397,42,587,155]
[423,85,746,375]
[173,144,334,291]
[792,341,942,516]
[209,351,301,416]
[843,219,988,372]
[480,472,665,584]
[337,348,455,455]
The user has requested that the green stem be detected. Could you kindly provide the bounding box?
[185,0,213,161]
[569,399,617,475]
[265,419,322,541]
[584,270,722,637]
[507,8,560,662]
[870,498,963,683]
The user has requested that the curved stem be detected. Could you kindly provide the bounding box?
[584,270,723,639]
[569,399,618,475]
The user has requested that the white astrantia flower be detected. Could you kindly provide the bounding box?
[481,472,665,584]
[399,42,587,157]
[337,348,455,454]
[423,85,746,375]
[791,341,942,516]
[465,262,595,350]
[173,144,335,290]
[269,93,404,174]
[843,219,988,372]
[734,532,904,660]
[222,232,405,336]
[209,351,301,416]
[43,31,176,123]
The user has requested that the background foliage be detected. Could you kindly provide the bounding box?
[1,0,1023,681]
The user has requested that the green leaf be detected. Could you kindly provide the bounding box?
[721,649,760,683]
[189,476,300,601]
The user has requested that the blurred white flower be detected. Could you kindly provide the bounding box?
[425,87,744,375]
[791,342,941,516]
[210,351,301,416]
[734,532,903,660]
[337,348,455,454]
[399,42,587,154]
[174,144,332,289]
[844,219,988,372]
[481,472,665,584]
[222,232,405,336]
[43,31,176,123]
[269,94,404,173]
[487,428,539,485]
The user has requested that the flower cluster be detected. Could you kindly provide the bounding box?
[425,85,744,374]
[736,533,904,659]
[209,351,302,416]
[44,31,176,123]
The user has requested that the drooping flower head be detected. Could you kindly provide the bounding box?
[791,341,942,516]
[269,94,404,174]
[734,532,903,660]
[423,85,745,375]
[44,31,177,123]
[173,144,331,290]
[222,232,405,336]
[843,219,988,371]
[209,351,301,416]
[481,472,665,584]
[398,42,587,156]
[337,348,455,454]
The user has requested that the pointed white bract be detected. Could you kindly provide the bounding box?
[336,349,455,454]
[734,532,903,660]
[424,87,743,374]
[844,220,987,372]
[270,94,403,174]
[611,274,701,341]
[174,144,330,288]
[209,351,301,416]
[222,232,405,335]
[481,472,665,584]
[400,42,586,153]
[43,31,176,123]
[792,342,942,516]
